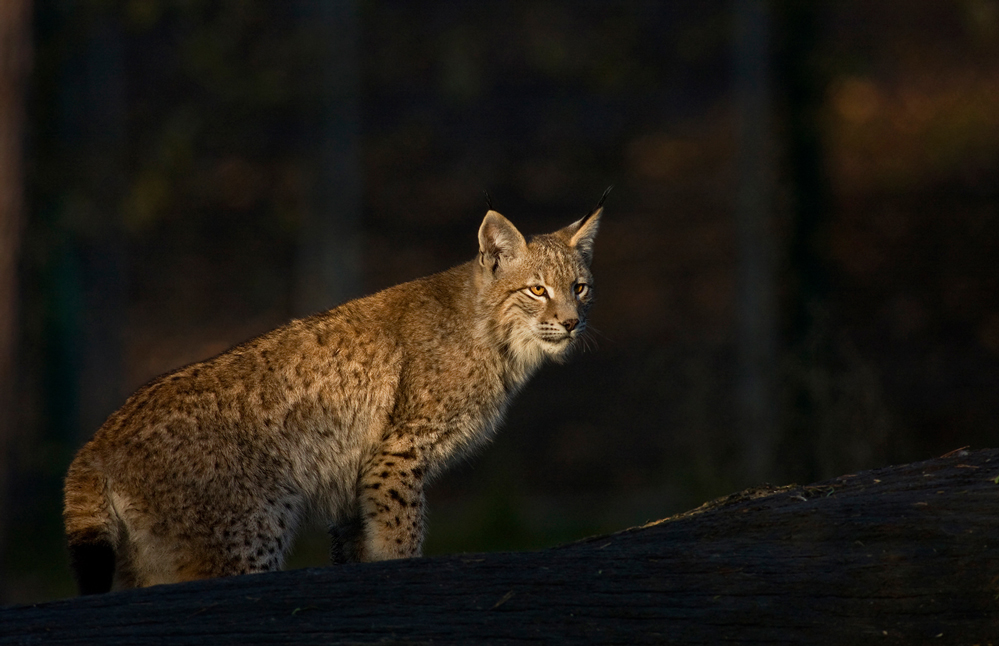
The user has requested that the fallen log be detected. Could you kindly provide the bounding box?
[3,448,998,645]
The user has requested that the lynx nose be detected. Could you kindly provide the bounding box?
[561,318,579,333]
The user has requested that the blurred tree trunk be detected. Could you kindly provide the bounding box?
[4,4,127,600]
[733,0,778,485]
[0,0,32,603]
[776,1,834,482]
[292,0,363,316]
[72,10,127,442]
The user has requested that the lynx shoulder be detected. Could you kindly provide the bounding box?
[63,203,602,593]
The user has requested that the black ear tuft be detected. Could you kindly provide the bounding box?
[484,190,494,211]
[588,185,613,218]
[576,185,612,229]
[598,185,613,206]
[564,187,608,265]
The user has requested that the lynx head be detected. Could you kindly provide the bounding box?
[475,202,602,376]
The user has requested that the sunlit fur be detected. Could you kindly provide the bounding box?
[475,214,599,387]
[63,206,600,592]
[502,244,592,363]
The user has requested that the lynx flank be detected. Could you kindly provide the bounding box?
[63,201,602,593]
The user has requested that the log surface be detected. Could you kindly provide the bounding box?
[3,449,999,645]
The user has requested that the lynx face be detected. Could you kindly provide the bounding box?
[506,238,594,364]
[477,210,600,372]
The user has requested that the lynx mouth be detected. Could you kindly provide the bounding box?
[538,332,574,346]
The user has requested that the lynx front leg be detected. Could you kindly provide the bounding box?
[356,441,427,561]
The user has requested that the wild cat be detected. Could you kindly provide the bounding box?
[63,196,603,593]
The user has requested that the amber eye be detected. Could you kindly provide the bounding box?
[529,285,547,297]
[574,283,587,295]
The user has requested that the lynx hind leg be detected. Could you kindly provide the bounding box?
[357,443,427,561]
[328,516,364,564]
[117,497,296,586]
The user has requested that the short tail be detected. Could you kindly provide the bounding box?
[63,450,118,595]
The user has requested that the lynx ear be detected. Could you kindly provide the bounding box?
[564,208,601,265]
[564,186,609,265]
[478,210,527,273]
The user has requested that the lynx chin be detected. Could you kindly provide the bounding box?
[63,200,602,593]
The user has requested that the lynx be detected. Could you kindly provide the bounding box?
[63,198,603,593]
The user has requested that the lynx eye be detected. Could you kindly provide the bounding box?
[574,283,588,295]
[528,285,547,297]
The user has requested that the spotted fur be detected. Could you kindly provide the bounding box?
[63,206,600,592]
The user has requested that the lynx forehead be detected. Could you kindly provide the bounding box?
[64,198,603,593]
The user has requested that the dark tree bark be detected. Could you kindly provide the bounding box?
[3,449,998,644]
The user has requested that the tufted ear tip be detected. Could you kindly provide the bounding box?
[562,188,609,264]
[593,185,612,213]
[568,212,600,264]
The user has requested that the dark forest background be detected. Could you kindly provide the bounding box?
[1,0,997,603]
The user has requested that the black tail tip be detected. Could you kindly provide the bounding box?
[69,542,115,595]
